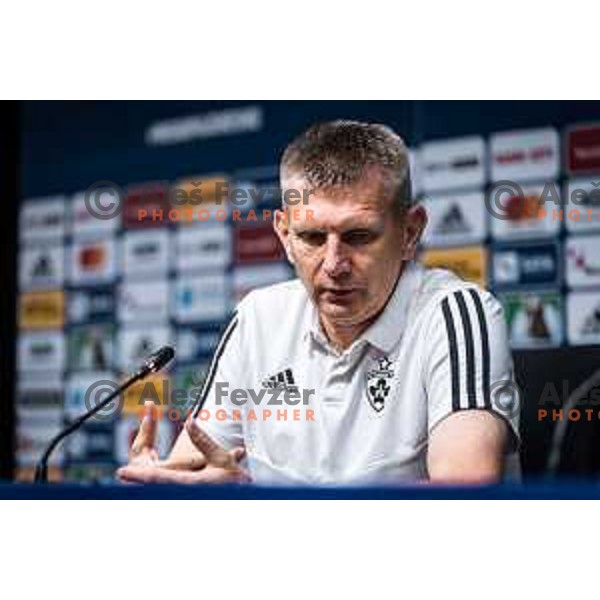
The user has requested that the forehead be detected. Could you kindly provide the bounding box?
[283,172,394,230]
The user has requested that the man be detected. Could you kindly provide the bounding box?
[117,120,519,485]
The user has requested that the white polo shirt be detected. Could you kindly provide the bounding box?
[193,260,520,485]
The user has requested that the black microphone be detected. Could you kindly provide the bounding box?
[136,345,175,378]
[33,345,176,484]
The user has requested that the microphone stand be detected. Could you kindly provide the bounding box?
[546,367,600,475]
[34,366,152,484]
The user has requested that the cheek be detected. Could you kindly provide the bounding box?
[292,247,321,276]
[359,246,401,284]
[381,235,404,263]
[354,245,387,273]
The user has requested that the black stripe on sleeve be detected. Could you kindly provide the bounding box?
[193,313,239,416]
[468,288,491,409]
[441,297,461,412]
[454,291,477,410]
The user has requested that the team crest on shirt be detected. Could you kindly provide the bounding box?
[366,355,394,413]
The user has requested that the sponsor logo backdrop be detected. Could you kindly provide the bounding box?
[16,101,600,480]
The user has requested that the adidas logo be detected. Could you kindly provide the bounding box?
[262,368,299,391]
[436,204,471,235]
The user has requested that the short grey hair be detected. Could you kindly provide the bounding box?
[280,120,413,213]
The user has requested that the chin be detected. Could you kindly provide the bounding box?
[320,303,364,323]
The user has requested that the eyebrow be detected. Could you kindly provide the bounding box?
[293,220,383,234]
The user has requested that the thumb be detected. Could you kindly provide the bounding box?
[185,417,231,468]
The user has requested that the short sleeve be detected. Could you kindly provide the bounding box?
[191,307,247,450]
[423,286,520,450]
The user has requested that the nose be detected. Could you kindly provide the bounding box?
[322,235,351,278]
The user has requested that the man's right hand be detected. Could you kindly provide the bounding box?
[116,404,250,484]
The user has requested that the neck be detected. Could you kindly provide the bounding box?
[321,319,373,352]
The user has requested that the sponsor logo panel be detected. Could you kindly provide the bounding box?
[122,229,171,278]
[490,127,559,182]
[420,136,486,192]
[71,191,120,237]
[117,280,170,324]
[19,291,65,329]
[65,371,117,422]
[567,290,600,345]
[422,190,487,247]
[171,176,230,214]
[177,327,222,362]
[16,415,65,466]
[18,331,65,372]
[565,234,600,288]
[566,124,600,174]
[115,416,174,464]
[420,246,487,287]
[16,466,63,483]
[69,237,117,285]
[16,403,64,467]
[490,182,561,240]
[492,242,560,288]
[19,243,65,290]
[173,274,229,323]
[68,323,115,371]
[499,290,563,349]
[123,182,170,228]
[564,178,600,233]
[121,374,171,415]
[67,288,115,324]
[17,373,63,409]
[174,363,209,397]
[63,463,116,483]
[233,222,285,264]
[230,179,281,215]
[64,424,115,462]
[408,150,421,196]
[20,197,66,242]
[232,263,292,302]
[118,325,172,372]
[176,223,231,272]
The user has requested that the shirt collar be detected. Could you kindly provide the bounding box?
[302,260,423,354]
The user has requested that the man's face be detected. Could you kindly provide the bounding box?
[275,170,426,333]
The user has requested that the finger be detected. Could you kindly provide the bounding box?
[185,418,231,468]
[154,455,207,471]
[230,447,246,463]
[116,468,145,484]
[130,401,158,458]
[193,466,252,484]
[116,465,199,485]
[129,448,159,468]
[116,463,251,485]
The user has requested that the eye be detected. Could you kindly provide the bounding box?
[296,231,327,246]
[341,229,377,246]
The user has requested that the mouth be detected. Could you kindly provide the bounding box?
[320,288,359,301]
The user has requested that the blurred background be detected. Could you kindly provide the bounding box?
[3,100,600,484]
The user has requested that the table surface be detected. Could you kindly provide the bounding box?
[2,481,600,499]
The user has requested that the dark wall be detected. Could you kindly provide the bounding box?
[0,101,18,479]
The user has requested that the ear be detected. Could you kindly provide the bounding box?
[273,208,295,264]
[400,204,427,260]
